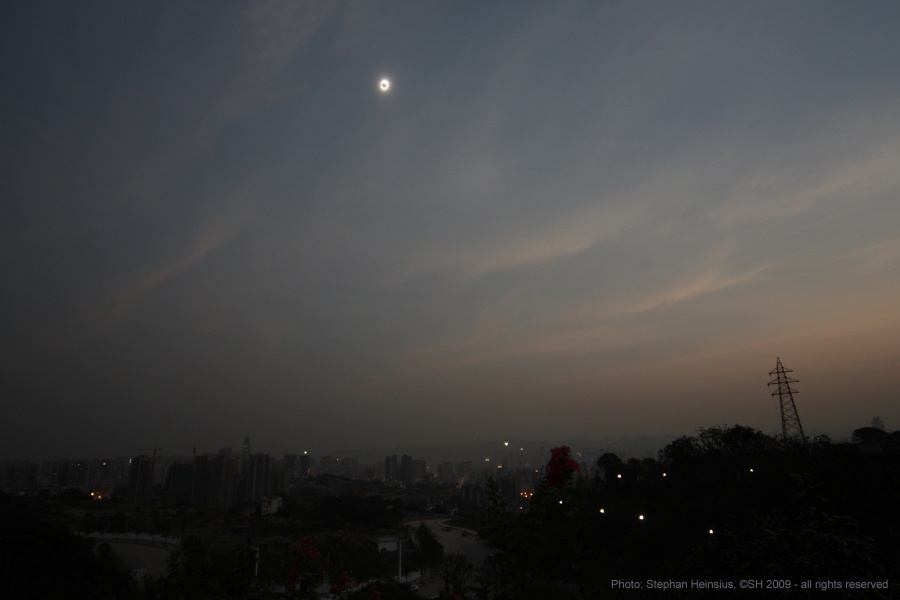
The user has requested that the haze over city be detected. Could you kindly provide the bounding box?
[3,2,899,461]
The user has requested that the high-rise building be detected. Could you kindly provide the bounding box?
[65,460,87,489]
[237,436,251,477]
[385,455,398,482]
[127,455,154,504]
[164,463,193,506]
[247,453,270,504]
[191,453,236,508]
[339,457,359,479]
[458,461,472,484]
[268,463,288,496]
[0,462,37,494]
[283,454,298,479]
[318,456,337,476]
[297,454,311,478]
[436,462,455,483]
[400,454,413,486]
[412,459,427,484]
[85,458,112,495]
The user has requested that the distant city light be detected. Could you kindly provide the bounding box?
[709,529,714,534]
[599,508,605,514]
[638,514,645,520]
[617,474,622,479]
[504,441,509,446]
[559,500,564,504]
[749,468,754,472]
[662,472,667,477]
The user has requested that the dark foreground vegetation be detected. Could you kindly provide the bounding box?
[2,425,898,599]
[478,425,900,599]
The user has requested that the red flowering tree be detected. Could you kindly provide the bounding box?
[285,535,323,599]
[546,446,580,488]
[329,570,359,598]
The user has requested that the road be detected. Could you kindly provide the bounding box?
[105,542,171,577]
[407,518,489,598]
[86,533,177,579]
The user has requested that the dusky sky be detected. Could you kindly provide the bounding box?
[3,1,899,460]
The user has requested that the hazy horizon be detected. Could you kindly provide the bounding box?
[3,2,899,461]
[0,424,873,465]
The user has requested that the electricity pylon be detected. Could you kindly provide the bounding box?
[768,357,806,444]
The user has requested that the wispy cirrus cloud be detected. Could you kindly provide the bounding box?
[466,202,641,277]
[137,230,230,294]
[708,120,900,231]
[609,264,768,318]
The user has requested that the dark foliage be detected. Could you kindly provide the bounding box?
[475,425,900,599]
[0,492,134,598]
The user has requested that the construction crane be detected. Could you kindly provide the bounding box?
[127,447,163,475]
[128,447,163,459]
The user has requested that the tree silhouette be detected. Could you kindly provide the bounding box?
[852,427,888,444]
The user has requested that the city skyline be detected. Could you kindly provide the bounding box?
[3,2,900,461]
[0,419,879,465]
